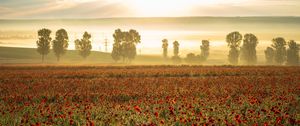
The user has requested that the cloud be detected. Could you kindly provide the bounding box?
[0,0,300,18]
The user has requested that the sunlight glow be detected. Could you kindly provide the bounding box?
[126,0,248,17]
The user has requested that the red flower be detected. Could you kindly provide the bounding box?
[134,105,141,113]
[154,112,159,118]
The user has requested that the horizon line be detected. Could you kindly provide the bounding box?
[0,16,300,20]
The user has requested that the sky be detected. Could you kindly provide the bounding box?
[0,0,300,19]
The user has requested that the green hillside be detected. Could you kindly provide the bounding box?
[0,46,166,64]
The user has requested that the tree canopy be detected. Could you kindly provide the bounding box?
[111,29,141,63]
[52,29,69,61]
[75,32,92,59]
[226,31,242,65]
[36,28,52,63]
[240,33,258,65]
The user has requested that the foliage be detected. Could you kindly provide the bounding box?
[264,47,274,65]
[172,41,181,64]
[226,31,242,65]
[271,37,287,65]
[162,39,168,59]
[52,29,69,62]
[173,41,179,57]
[36,28,52,62]
[286,40,300,65]
[200,40,210,61]
[75,32,92,59]
[111,29,141,63]
[185,53,200,64]
[240,34,258,65]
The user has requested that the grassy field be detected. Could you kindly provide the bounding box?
[0,46,167,64]
[0,65,299,125]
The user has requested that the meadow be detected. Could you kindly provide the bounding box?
[0,65,299,125]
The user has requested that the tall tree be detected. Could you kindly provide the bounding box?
[111,42,121,62]
[272,37,287,65]
[240,33,258,65]
[162,39,168,59]
[172,40,181,63]
[173,41,179,57]
[200,40,210,61]
[111,29,123,62]
[265,47,274,65]
[75,32,92,59]
[226,31,242,65]
[111,29,141,63]
[52,29,69,62]
[286,40,300,65]
[36,28,52,63]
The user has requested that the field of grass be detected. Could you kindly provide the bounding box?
[0,65,299,125]
[0,46,167,64]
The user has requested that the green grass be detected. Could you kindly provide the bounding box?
[0,46,166,64]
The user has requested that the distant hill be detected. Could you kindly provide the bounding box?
[0,46,166,64]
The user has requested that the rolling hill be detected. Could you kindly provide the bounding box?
[0,46,166,64]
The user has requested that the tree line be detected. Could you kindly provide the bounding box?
[161,31,299,65]
[36,28,299,65]
[36,28,92,62]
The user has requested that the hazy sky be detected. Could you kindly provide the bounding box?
[0,0,300,18]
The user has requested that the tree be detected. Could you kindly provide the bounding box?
[272,37,287,65]
[226,31,242,65]
[200,40,209,61]
[185,53,199,64]
[240,33,258,65]
[111,29,123,62]
[286,40,300,65]
[172,41,181,64]
[75,32,92,59]
[265,47,274,65]
[52,29,69,62]
[162,39,168,59]
[36,28,52,63]
[111,29,141,63]
[173,41,179,57]
[111,42,121,62]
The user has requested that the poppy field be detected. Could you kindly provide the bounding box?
[0,65,299,125]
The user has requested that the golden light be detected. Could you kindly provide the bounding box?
[125,0,244,17]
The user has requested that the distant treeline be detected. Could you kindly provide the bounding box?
[35,28,299,65]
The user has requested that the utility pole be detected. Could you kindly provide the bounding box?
[103,36,109,52]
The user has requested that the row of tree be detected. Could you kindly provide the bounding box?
[161,39,210,64]
[226,32,259,65]
[265,38,299,65]
[160,31,299,65]
[36,28,299,65]
[226,31,299,65]
[36,28,92,62]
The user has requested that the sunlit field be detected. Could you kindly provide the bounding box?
[0,65,299,125]
[1,0,300,126]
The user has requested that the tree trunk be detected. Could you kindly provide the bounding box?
[57,55,60,62]
[42,54,44,63]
